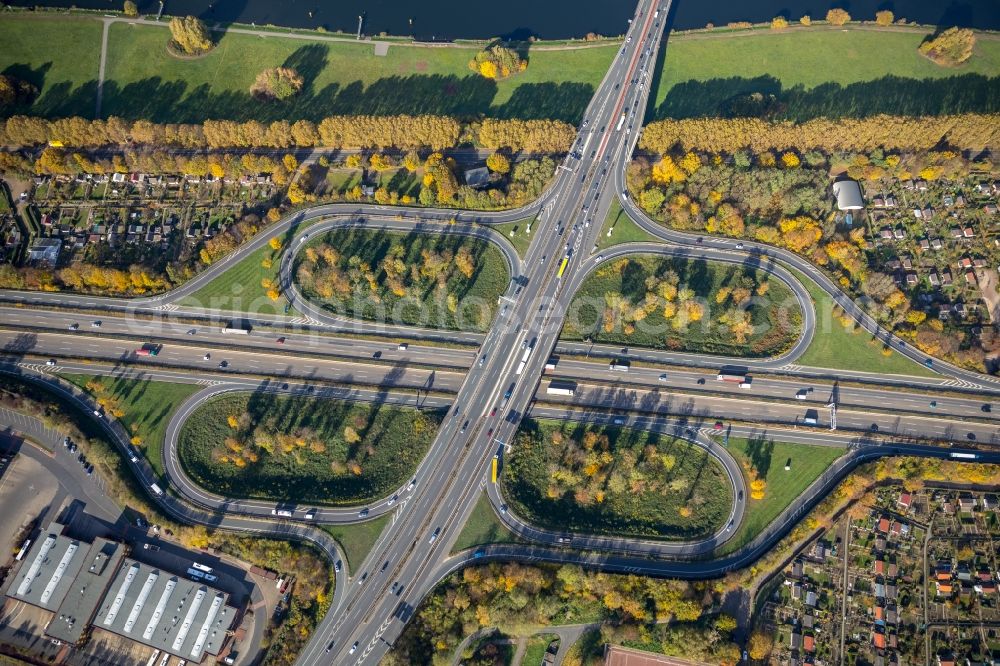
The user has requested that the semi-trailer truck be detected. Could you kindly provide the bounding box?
[546,380,577,396]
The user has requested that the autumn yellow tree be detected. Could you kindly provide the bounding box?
[826,8,851,25]
[770,16,789,29]
[919,27,976,66]
[168,15,213,55]
[486,151,511,174]
[875,10,894,25]
[251,67,304,100]
[748,631,774,659]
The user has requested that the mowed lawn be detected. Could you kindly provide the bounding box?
[99,22,616,122]
[654,27,1000,119]
[323,514,390,574]
[0,15,103,118]
[722,436,845,554]
[60,374,200,479]
[180,242,292,314]
[790,267,936,376]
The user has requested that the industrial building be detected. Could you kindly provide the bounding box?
[2,522,239,663]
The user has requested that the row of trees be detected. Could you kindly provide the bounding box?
[0,114,576,153]
[638,114,1000,155]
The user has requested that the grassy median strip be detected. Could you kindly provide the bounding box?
[322,514,391,574]
[593,200,662,249]
[718,436,845,555]
[59,373,200,479]
[451,492,525,553]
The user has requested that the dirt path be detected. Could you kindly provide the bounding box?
[976,268,1000,323]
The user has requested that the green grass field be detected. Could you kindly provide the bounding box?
[451,492,524,553]
[790,267,936,376]
[296,228,509,332]
[654,27,1000,120]
[60,374,200,479]
[490,217,537,258]
[0,15,103,119]
[721,436,844,554]
[562,254,802,357]
[523,634,560,666]
[177,392,441,504]
[180,242,294,314]
[594,200,661,249]
[323,514,391,574]
[504,419,733,540]
[0,13,615,123]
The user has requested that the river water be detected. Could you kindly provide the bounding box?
[9,0,1000,38]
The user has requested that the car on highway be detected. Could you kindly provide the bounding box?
[499,504,508,514]
[795,389,808,400]
[142,543,160,551]
[612,417,625,425]
[63,437,71,448]
[349,642,359,655]
[358,508,369,518]
[388,494,397,506]
[218,360,228,368]
[460,421,469,433]
[487,428,494,437]
[85,464,94,476]
[735,242,744,249]
[397,343,408,351]
[381,560,390,572]
[924,358,934,368]
[91,320,101,328]
[372,351,382,359]
[68,323,79,331]
[186,329,196,335]
[357,572,367,585]
[46,359,56,366]
[203,353,211,360]
[658,373,667,382]
[334,560,342,572]
[276,337,285,344]
[407,479,417,491]
[428,527,441,544]
[489,407,497,417]
[479,355,486,367]
[326,641,335,653]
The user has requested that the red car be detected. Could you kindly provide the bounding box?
[276,337,285,344]
[487,428,494,437]
[489,407,497,417]
[714,421,724,431]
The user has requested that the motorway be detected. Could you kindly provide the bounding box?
[2,0,1000,663]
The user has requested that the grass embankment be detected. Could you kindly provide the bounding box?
[491,217,538,259]
[504,419,733,540]
[295,228,509,332]
[322,513,391,574]
[523,634,559,666]
[0,14,614,123]
[177,392,441,504]
[594,200,661,249]
[721,436,844,554]
[653,27,1000,120]
[451,492,524,553]
[789,267,936,376]
[562,254,801,357]
[60,374,200,479]
[0,16,103,119]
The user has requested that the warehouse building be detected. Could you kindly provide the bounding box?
[2,521,238,663]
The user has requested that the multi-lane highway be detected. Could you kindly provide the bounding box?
[3,0,1000,662]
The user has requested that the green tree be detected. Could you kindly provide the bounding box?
[639,187,666,215]
[168,15,213,55]
[123,0,138,17]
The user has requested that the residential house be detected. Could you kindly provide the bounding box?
[897,492,912,510]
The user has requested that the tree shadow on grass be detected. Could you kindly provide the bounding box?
[652,73,1000,122]
[745,433,774,480]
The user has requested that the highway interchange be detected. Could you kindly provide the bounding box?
[2,0,1000,663]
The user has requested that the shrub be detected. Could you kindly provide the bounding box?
[826,8,851,25]
[123,0,138,17]
[875,10,894,25]
[770,16,789,30]
[250,67,304,100]
[918,27,976,66]
[799,15,812,26]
